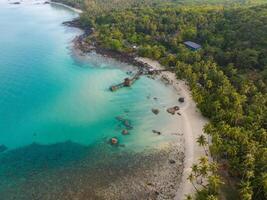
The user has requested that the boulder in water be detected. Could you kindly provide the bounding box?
[152,130,161,135]
[167,107,176,115]
[151,108,159,115]
[174,106,180,111]
[178,97,185,103]
[110,138,118,145]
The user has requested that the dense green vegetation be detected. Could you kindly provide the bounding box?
[56,0,267,199]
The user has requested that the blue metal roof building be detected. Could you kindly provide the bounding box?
[184,41,202,51]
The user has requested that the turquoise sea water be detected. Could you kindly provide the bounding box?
[0,0,178,151]
[0,1,180,199]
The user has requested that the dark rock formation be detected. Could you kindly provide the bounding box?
[169,159,176,164]
[167,106,179,115]
[178,97,185,103]
[152,130,161,135]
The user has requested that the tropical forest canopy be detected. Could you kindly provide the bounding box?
[55,0,267,199]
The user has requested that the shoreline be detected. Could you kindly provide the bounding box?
[60,5,208,199]
[72,47,209,199]
[49,1,83,14]
[135,58,209,199]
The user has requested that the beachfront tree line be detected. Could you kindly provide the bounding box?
[74,0,267,199]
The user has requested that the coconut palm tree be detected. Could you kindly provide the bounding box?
[197,134,209,156]
[185,194,193,200]
[208,174,223,194]
[188,173,199,192]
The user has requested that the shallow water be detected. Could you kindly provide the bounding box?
[0,1,183,199]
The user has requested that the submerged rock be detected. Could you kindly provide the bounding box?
[124,109,130,113]
[0,144,7,153]
[122,129,129,135]
[151,108,159,115]
[115,116,124,122]
[115,116,133,129]
[123,120,133,129]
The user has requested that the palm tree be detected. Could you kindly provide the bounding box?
[197,134,209,156]
[185,194,193,200]
[208,175,223,194]
[188,173,199,192]
[207,195,218,200]
[192,164,199,176]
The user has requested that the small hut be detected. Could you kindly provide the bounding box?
[123,78,131,87]
[184,41,201,51]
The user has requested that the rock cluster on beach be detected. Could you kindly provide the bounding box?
[167,106,180,115]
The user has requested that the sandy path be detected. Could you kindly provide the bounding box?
[135,57,208,200]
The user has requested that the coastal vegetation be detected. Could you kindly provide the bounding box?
[56,0,267,199]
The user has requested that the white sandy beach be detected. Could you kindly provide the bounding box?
[49,1,83,13]
[135,57,208,200]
